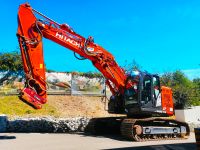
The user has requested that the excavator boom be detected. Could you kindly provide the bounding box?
[17,3,127,108]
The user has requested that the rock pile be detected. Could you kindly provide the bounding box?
[7,117,90,133]
[1,115,199,133]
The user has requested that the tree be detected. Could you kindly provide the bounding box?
[123,59,142,73]
[193,78,200,88]
[160,70,199,108]
[0,51,23,84]
[172,71,194,108]
[160,72,173,86]
[192,78,200,106]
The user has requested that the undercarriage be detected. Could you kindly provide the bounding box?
[86,117,190,141]
[121,117,190,141]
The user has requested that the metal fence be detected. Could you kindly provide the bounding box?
[0,72,111,96]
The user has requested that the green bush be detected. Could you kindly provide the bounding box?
[161,71,200,108]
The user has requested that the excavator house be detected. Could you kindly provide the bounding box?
[17,3,190,141]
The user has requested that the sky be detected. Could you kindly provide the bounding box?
[0,0,200,79]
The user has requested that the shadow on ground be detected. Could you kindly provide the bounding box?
[79,132,128,142]
[81,117,197,149]
[82,117,127,141]
[0,135,16,140]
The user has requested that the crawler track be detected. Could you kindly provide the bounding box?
[121,118,190,141]
[85,117,190,142]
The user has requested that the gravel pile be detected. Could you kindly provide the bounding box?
[1,115,199,133]
[7,117,90,133]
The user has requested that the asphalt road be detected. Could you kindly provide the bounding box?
[0,132,197,150]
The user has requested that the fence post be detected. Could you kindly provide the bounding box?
[70,73,73,96]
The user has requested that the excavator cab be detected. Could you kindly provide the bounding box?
[109,72,173,117]
[124,73,163,117]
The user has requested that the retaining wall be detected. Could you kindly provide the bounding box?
[0,115,90,133]
[175,106,200,131]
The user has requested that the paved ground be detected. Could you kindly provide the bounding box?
[0,132,197,150]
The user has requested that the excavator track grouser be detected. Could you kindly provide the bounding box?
[121,118,190,141]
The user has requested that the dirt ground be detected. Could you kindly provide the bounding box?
[47,95,122,118]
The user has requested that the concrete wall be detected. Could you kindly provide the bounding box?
[175,106,200,123]
[0,115,7,132]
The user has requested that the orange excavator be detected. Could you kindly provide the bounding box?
[17,3,190,141]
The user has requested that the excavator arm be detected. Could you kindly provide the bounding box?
[17,3,128,109]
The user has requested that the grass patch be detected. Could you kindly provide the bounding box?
[0,95,59,117]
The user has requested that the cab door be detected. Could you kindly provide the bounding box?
[152,75,162,109]
[140,74,163,114]
[140,75,154,108]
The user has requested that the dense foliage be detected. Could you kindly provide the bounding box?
[0,51,23,84]
[160,71,200,108]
